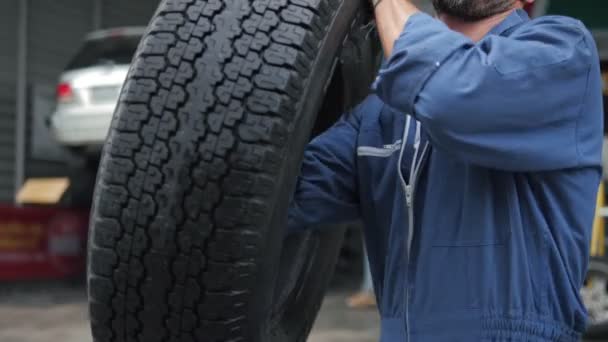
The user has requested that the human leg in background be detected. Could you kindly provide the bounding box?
[346,244,376,309]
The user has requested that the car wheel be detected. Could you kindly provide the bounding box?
[87,0,380,341]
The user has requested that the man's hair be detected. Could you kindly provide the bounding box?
[432,0,517,21]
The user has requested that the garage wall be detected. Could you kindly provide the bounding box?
[0,1,19,202]
[596,31,608,60]
[546,0,608,29]
[101,0,159,29]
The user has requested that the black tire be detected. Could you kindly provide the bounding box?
[87,0,379,341]
[583,258,608,339]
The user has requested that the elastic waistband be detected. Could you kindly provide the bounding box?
[481,316,581,342]
[380,314,582,342]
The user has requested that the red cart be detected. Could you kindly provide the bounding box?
[0,205,89,280]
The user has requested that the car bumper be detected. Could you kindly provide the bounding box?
[50,107,114,147]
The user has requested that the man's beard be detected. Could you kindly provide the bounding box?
[431,0,516,21]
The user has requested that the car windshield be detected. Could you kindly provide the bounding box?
[66,34,141,71]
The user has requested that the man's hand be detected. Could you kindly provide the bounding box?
[373,0,420,57]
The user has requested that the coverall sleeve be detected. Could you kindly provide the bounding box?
[373,14,597,171]
[286,108,361,234]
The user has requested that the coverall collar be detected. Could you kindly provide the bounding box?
[489,8,530,36]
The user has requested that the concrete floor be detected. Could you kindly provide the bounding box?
[1,281,602,342]
[0,281,380,342]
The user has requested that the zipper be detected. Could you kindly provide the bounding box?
[405,124,421,207]
[396,118,414,341]
[397,117,430,342]
[396,116,412,196]
[405,141,430,342]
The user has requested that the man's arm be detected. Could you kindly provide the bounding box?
[287,102,365,234]
[372,5,599,171]
[373,0,419,57]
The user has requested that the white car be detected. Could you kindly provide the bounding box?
[50,27,145,154]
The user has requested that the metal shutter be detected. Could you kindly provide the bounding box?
[101,0,159,29]
[28,0,94,86]
[0,84,16,202]
[0,1,18,202]
[24,0,96,182]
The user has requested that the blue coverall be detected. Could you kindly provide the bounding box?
[288,9,604,341]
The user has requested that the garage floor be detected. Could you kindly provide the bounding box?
[0,281,380,342]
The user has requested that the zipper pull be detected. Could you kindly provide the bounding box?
[405,185,413,207]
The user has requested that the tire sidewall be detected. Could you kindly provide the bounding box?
[248,2,369,341]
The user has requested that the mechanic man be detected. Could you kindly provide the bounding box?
[287,0,604,341]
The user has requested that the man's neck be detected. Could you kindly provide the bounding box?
[439,7,521,41]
